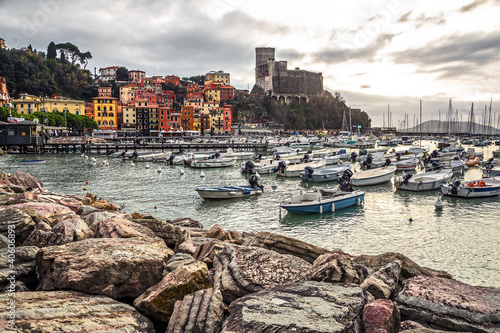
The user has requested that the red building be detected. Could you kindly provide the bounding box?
[181,106,194,131]
[158,107,171,132]
[165,75,180,86]
[220,85,235,102]
[186,83,204,100]
[223,105,233,133]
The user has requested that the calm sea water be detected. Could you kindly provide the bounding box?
[1,142,499,289]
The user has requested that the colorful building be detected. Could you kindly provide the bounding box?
[39,97,86,115]
[181,106,194,131]
[205,70,230,86]
[219,85,235,102]
[205,89,220,103]
[119,84,139,104]
[135,99,150,136]
[149,103,159,136]
[98,86,112,97]
[99,66,119,83]
[92,96,118,130]
[210,107,226,134]
[186,83,204,101]
[159,107,171,132]
[165,75,180,86]
[0,38,5,50]
[129,70,145,83]
[122,104,136,128]
[0,77,9,106]
[12,94,41,114]
[223,105,232,133]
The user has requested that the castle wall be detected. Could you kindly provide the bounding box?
[256,47,275,66]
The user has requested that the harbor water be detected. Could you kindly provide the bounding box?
[1,142,499,289]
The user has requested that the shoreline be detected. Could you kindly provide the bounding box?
[0,170,498,332]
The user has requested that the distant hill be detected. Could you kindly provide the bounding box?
[403,120,499,135]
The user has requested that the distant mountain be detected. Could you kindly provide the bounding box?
[402,120,499,135]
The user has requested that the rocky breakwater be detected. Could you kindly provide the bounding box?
[0,170,498,333]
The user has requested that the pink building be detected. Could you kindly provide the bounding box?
[129,70,146,83]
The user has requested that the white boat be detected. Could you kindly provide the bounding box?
[394,169,453,192]
[241,159,288,174]
[482,165,500,178]
[224,148,255,161]
[196,185,263,199]
[360,152,391,169]
[191,156,237,168]
[424,159,467,175]
[351,165,397,186]
[441,177,500,198]
[300,163,352,183]
[275,160,326,177]
[280,186,365,214]
[134,151,171,162]
[394,157,419,171]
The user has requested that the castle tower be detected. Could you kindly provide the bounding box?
[255,47,275,66]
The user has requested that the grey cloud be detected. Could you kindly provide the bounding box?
[397,11,412,23]
[413,13,446,28]
[460,0,489,12]
[360,84,371,89]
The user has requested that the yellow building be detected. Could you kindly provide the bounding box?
[122,104,136,126]
[205,70,230,85]
[12,94,41,114]
[210,107,225,135]
[39,97,85,115]
[0,38,5,50]
[92,97,118,130]
[205,89,220,103]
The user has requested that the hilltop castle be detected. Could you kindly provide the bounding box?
[251,47,323,103]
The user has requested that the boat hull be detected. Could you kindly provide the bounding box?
[20,160,46,165]
[281,191,365,214]
[351,166,397,186]
[196,186,262,199]
[191,158,236,168]
[441,181,500,198]
[395,169,453,192]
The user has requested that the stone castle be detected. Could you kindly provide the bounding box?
[251,47,323,103]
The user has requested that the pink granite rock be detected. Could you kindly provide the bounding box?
[363,299,400,333]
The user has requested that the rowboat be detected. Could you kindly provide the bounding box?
[300,163,351,183]
[20,159,46,165]
[280,187,365,214]
[196,185,263,199]
[465,156,480,167]
[350,165,397,186]
[441,177,500,198]
[394,168,453,192]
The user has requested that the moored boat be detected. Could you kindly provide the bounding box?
[280,184,365,214]
[275,159,326,177]
[394,157,419,171]
[394,168,453,192]
[465,156,480,167]
[196,175,264,199]
[441,177,500,198]
[350,165,397,186]
[20,159,46,165]
[300,163,351,183]
[191,156,237,168]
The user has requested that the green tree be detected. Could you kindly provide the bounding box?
[115,66,128,81]
[47,42,57,59]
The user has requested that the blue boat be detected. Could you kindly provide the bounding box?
[20,159,46,165]
[280,187,365,214]
[300,163,351,183]
[196,175,264,200]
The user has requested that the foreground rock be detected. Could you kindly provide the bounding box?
[0,246,39,290]
[37,238,173,299]
[396,276,500,332]
[0,290,155,332]
[0,208,35,245]
[167,288,225,333]
[310,253,369,284]
[363,299,400,333]
[211,244,311,303]
[134,260,211,323]
[23,216,93,247]
[222,281,373,332]
[360,260,402,299]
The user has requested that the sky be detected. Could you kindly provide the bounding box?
[1,0,500,128]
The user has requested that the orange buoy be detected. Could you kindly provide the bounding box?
[478,181,486,187]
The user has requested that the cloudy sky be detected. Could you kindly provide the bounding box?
[2,0,500,128]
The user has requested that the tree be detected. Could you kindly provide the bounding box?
[115,67,128,81]
[47,42,57,59]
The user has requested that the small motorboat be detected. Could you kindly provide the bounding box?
[191,156,237,168]
[394,157,419,171]
[196,175,264,199]
[275,160,326,178]
[424,159,467,175]
[300,163,351,183]
[394,168,454,192]
[350,165,397,186]
[441,177,500,198]
[482,165,500,178]
[20,159,46,165]
[280,182,365,214]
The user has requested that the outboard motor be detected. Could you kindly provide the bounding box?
[255,153,263,162]
[359,148,367,156]
[350,152,358,162]
[275,153,281,160]
[430,150,439,158]
[307,150,313,154]
[249,175,264,191]
[383,158,391,167]
[304,166,314,179]
[132,151,139,160]
[301,154,310,163]
[338,169,353,183]
[340,181,353,192]
[401,172,413,185]
[166,154,176,165]
[274,161,287,173]
[242,161,255,174]
[450,180,461,195]
[396,153,402,161]
[364,154,373,168]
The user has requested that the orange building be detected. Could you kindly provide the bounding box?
[0,77,9,106]
[181,106,194,131]
[98,86,112,97]
[186,83,204,100]
[220,85,235,101]
[223,105,233,133]
[165,75,180,86]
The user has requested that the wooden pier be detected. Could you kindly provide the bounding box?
[30,142,268,154]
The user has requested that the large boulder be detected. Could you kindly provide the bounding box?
[310,253,369,284]
[9,170,43,191]
[211,244,311,303]
[363,299,400,333]
[131,218,197,246]
[36,238,174,299]
[91,216,164,244]
[396,276,500,332]
[360,260,402,299]
[134,260,211,323]
[222,281,373,333]
[0,246,39,290]
[6,202,75,224]
[0,207,35,245]
[249,231,333,264]
[170,217,204,229]
[24,216,93,247]
[0,290,155,332]
[167,288,225,333]
[81,210,121,226]
[353,252,451,281]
